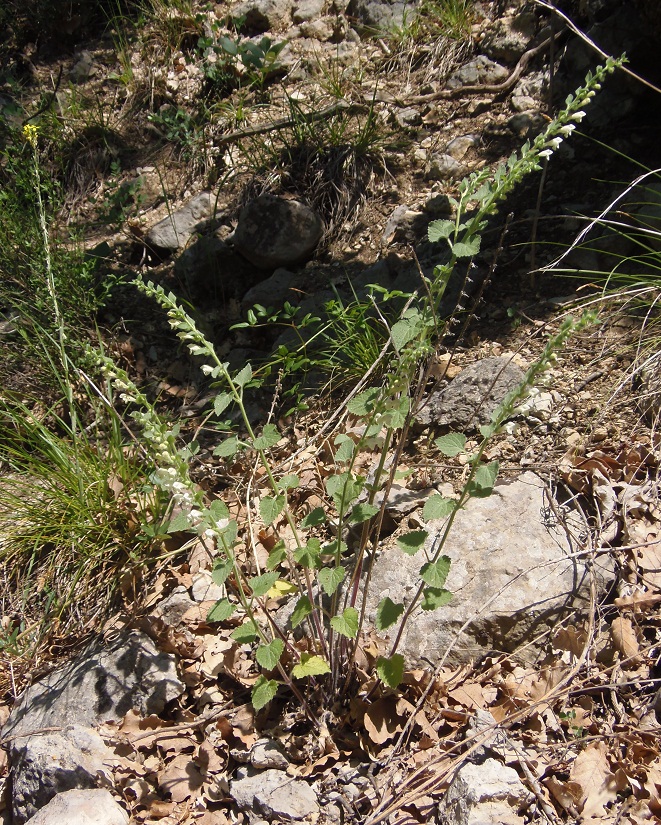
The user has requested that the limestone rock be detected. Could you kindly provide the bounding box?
[249,739,290,770]
[23,789,128,825]
[2,631,184,741]
[145,192,215,254]
[414,356,526,432]
[508,111,545,139]
[446,56,508,89]
[480,11,537,63]
[10,727,114,825]
[346,0,419,31]
[299,18,334,40]
[191,571,225,603]
[293,0,325,23]
[437,758,534,825]
[636,362,661,425]
[425,153,465,181]
[151,587,197,627]
[446,134,480,161]
[232,196,323,269]
[69,51,95,83]
[381,205,425,246]
[233,0,294,32]
[364,472,615,666]
[241,267,296,311]
[230,768,318,820]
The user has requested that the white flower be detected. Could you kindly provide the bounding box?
[559,124,576,135]
[572,110,587,122]
[547,137,563,149]
[538,149,553,159]
[200,364,215,375]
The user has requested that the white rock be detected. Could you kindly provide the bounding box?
[437,758,534,825]
[230,768,318,820]
[24,790,128,825]
[10,726,114,824]
[364,472,614,666]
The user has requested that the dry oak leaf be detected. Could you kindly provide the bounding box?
[544,776,582,815]
[158,752,205,803]
[448,682,495,710]
[364,696,414,745]
[641,757,661,816]
[610,616,641,665]
[570,741,625,819]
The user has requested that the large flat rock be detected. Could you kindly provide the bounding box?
[365,472,614,666]
[2,631,184,741]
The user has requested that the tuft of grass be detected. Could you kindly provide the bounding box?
[236,284,395,411]
[380,0,475,83]
[0,387,169,654]
[232,94,386,248]
[426,0,476,41]
[543,164,661,426]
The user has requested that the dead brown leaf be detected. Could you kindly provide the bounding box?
[364,696,407,745]
[570,741,623,818]
[158,753,204,803]
[545,775,582,814]
[610,616,641,665]
[448,682,491,710]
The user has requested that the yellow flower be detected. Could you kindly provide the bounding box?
[22,123,39,147]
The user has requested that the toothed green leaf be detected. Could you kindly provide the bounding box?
[421,587,453,611]
[256,638,284,670]
[251,676,278,710]
[330,607,359,639]
[396,530,428,556]
[346,388,381,416]
[318,565,345,596]
[213,392,232,416]
[376,597,404,631]
[214,436,240,458]
[231,620,259,643]
[294,538,322,569]
[209,499,230,520]
[249,571,279,598]
[423,494,456,520]
[348,502,379,525]
[376,654,405,689]
[291,654,330,679]
[300,507,326,528]
[434,433,466,457]
[259,494,286,526]
[234,364,252,387]
[420,555,451,589]
[428,219,455,243]
[253,423,280,450]
[467,461,499,498]
[211,557,233,586]
[291,596,312,629]
[266,540,287,570]
[207,598,236,622]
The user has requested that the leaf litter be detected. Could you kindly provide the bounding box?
[2,412,660,824]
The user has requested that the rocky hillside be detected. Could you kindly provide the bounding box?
[1,1,661,824]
